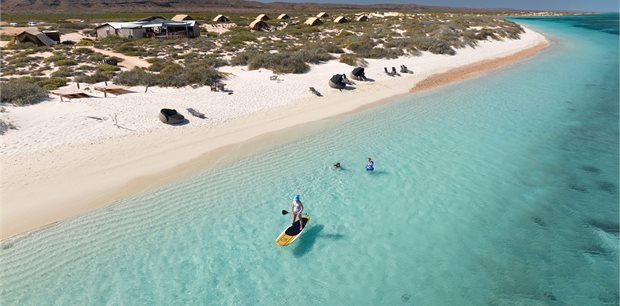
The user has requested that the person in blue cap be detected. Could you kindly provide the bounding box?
[291,194,304,230]
[366,157,374,171]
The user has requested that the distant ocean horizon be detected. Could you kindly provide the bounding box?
[1,14,618,305]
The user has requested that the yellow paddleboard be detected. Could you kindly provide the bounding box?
[275,215,310,246]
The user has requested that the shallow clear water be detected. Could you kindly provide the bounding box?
[1,15,618,306]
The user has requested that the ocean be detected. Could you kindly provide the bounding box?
[1,14,618,306]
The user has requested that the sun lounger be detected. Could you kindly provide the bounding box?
[187,108,206,119]
[384,67,396,77]
[309,87,322,96]
[400,65,414,74]
[391,67,401,76]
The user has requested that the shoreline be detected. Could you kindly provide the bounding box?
[411,39,550,93]
[0,27,549,240]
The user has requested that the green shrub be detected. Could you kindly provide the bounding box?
[114,65,223,88]
[173,65,221,86]
[44,54,65,63]
[228,31,257,45]
[114,68,158,86]
[75,39,93,46]
[160,62,184,75]
[230,50,259,66]
[51,67,74,78]
[56,59,78,66]
[0,80,48,106]
[248,52,309,74]
[98,63,120,72]
[321,43,344,54]
[407,36,456,55]
[75,71,111,84]
[339,54,368,67]
[73,47,94,54]
[38,77,68,90]
[146,58,167,72]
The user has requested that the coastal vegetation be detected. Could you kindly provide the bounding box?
[0,79,49,105]
[1,11,524,102]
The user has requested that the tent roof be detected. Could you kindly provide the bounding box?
[249,20,268,29]
[304,17,322,25]
[17,30,56,46]
[171,14,193,21]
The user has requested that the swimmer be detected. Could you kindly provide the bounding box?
[366,157,374,171]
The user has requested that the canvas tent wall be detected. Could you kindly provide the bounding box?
[42,30,61,43]
[356,15,369,22]
[95,23,143,38]
[277,14,290,20]
[316,12,329,18]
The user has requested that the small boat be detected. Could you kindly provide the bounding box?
[159,108,185,124]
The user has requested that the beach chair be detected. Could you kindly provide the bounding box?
[400,65,413,74]
[391,67,401,76]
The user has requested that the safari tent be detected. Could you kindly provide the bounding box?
[316,12,329,18]
[334,16,349,23]
[304,17,323,26]
[249,20,269,31]
[213,14,230,22]
[13,30,57,46]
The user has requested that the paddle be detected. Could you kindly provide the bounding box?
[281,210,290,215]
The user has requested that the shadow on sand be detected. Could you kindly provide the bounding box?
[293,224,344,257]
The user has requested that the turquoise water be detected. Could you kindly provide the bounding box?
[1,15,618,305]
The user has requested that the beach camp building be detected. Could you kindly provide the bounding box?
[316,12,329,18]
[356,15,369,22]
[171,14,194,21]
[213,14,230,22]
[13,30,57,46]
[95,17,200,39]
[334,16,349,23]
[256,14,270,21]
[304,17,323,26]
[277,14,290,20]
[249,20,269,31]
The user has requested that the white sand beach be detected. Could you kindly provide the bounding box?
[0,26,548,239]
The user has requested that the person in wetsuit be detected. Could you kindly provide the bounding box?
[291,194,304,231]
[366,157,374,171]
